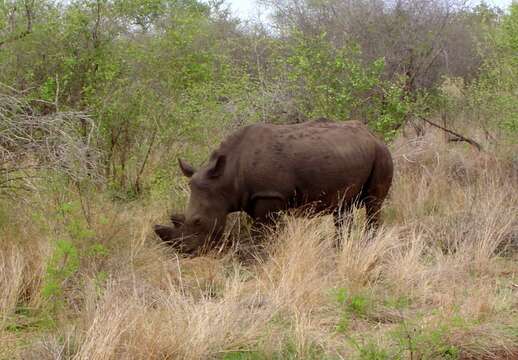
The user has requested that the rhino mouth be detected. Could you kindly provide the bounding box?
[153,224,201,255]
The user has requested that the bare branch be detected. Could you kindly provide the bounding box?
[418,116,482,151]
[0,91,104,195]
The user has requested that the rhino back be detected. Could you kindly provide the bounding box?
[219,121,385,209]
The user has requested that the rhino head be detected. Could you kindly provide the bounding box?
[154,153,229,254]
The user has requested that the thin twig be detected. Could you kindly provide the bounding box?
[134,124,158,194]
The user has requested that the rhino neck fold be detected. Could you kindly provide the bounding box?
[224,182,242,214]
[221,156,244,214]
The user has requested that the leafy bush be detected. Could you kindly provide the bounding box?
[283,32,410,139]
[466,4,518,138]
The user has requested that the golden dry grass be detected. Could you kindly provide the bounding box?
[1,127,517,359]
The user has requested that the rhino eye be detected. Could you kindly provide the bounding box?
[192,218,202,226]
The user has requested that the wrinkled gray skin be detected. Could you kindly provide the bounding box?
[154,119,393,255]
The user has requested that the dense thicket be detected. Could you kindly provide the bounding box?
[0,0,516,197]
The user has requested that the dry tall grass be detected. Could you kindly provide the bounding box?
[1,127,517,359]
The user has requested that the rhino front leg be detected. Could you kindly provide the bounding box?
[249,195,286,238]
[250,193,286,222]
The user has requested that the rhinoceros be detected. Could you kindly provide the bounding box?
[154,119,393,254]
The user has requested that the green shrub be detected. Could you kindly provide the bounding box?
[42,239,80,312]
[283,31,410,140]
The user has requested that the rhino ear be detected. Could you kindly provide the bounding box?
[178,158,195,178]
[207,154,226,179]
[170,213,185,227]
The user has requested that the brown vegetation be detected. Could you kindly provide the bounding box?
[1,124,517,359]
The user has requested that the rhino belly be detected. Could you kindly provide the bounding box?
[287,151,375,211]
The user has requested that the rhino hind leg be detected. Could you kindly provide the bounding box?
[364,198,384,230]
[360,148,394,230]
[359,183,389,231]
[333,204,353,248]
